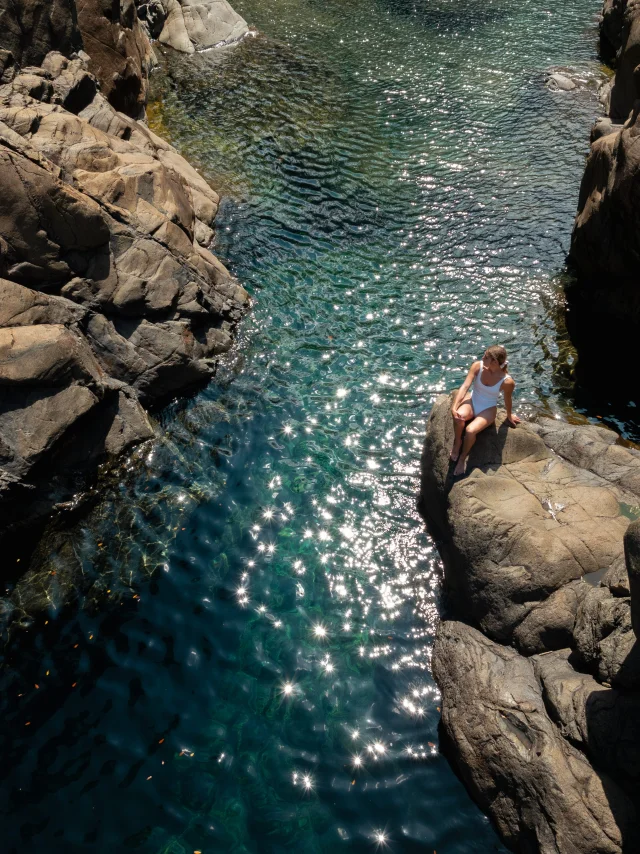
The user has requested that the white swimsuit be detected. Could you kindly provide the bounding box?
[471,363,510,414]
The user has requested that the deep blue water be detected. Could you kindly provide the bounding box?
[0,1,610,852]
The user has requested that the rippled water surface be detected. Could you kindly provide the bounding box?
[1,1,608,852]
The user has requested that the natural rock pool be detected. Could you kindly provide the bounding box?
[1,1,628,851]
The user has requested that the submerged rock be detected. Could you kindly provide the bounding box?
[545,72,577,91]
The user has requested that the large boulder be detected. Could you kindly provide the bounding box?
[419,395,630,641]
[567,1,640,391]
[433,621,635,853]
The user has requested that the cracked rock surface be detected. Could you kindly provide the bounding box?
[0,0,249,532]
[420,394,640,852]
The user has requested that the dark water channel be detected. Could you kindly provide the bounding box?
[0,1,619,852]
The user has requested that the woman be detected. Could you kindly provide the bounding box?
[450,345,520,476]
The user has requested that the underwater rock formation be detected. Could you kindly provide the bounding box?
[0,0,249,532]
[420,395,640,852]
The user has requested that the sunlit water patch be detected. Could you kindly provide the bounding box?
[0,1,614,852]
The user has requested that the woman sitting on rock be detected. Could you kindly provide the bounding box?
[450,345,520,476]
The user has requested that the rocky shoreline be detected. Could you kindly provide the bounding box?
[420,397,640,852]
[420,6,640,850]
[0,0,250,537]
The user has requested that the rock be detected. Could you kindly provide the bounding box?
[419,395,630,641]
[573,584,640,689]
[513,580,588,655]
[0,0,249,532]
[531,417,640,499]
[0,324,102,387]
[601,0,627,63]
[603,553,632,596]
[77,0,155,119]
[567,2,640,388]
[590,116,621,141]
[625,519,640,635]
[156,0,249,54]
[546,72,577,91]
[608,1,640,121]
[534,648,640,781]
[0,0,82,68]
[433,620,635,853]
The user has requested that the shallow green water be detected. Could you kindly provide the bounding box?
[0,1,613,852]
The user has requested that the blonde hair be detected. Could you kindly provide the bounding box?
[484,345,508,372]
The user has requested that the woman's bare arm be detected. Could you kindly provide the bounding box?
[503,377,520,425]
[451,362,480,416]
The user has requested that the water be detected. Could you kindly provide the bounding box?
[0,1,613,852]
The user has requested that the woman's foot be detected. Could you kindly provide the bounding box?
[450,439,462,462]
[453,457,466,477]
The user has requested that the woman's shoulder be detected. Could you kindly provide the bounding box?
[471,360,481,372]
[503,374,515,387]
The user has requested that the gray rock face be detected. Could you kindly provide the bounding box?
[422,400,640,851]
[433,621,635,853]
[0,0,249,532]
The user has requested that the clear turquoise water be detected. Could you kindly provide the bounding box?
[0,1,610,852]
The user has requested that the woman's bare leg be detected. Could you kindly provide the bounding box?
[453,408,496,476]
[451,400,473,461]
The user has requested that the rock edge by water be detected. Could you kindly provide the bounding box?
[0,0,250,536]
[420,395,640,853]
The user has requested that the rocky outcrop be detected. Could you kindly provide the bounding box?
[137,0,249,53]
[567,1,640,388]
[0,1,250,532]
[421,395,640,852]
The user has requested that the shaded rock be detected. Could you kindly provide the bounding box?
[433,620,634,853]
[609,0,640,121]
[625,519,640,635]
[568,2,640,373]
[419,395,629,641]
[513,580,588,656]
[0,384,98,472]
[534,648,640,781]
[546,72,577,91]
[601,0,627,62]
[573,584,640,689]
[156,0,249,54]
[77,0,155,119]
[602,553,632,596]
[0,0,82,68]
